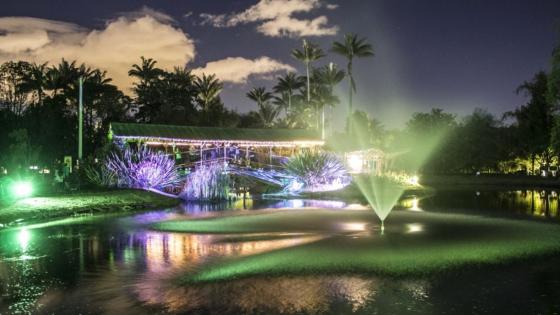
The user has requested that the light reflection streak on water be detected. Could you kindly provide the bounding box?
[139,231,324,273]
[3,192,560,314]
[136,275,381,314]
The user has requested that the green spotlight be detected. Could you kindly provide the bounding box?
[11,181,33,199]
[18,228,31,250]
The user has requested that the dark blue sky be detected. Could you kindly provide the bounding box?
[2,0,560,127]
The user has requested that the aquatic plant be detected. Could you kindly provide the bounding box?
[181,162,230,200]
[105,146,180,190]
[283,151,350,192]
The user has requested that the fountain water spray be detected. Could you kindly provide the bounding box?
[330,109,453,233]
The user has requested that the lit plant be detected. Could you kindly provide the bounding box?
[283,151,350,192]
[84,162,116,188]
[105,146,180,191]
[181,162,230,200]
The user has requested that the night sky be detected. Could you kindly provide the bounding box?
[1,0,559,128]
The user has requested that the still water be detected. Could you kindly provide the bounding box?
[1,190,560,314]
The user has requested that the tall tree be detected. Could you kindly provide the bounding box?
[505,72,553,173]
[129,57,164,122]
[247,87,273,108]
[128,57,163,83]
[398,108,457,173]
[314,63,345,137]
[257,103,280,128]
[20,62,48,107]
[455,108,502,173]
[547,43,560,107]
[247,87,276,127]
[158,67,197,124]
[0,61,32,116]
[273,72,305,114]
[292,39,325,127]
[194,73,223,112]
[331,33,374,132]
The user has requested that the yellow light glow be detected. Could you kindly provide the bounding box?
[406,223,423,233]
[135,137,324,148]
[347,154,363,173]
[410,196,422,211]
[340,222,367,231]
[407,175,419,186]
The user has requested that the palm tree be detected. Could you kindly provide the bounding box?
[45,59,85,96]
[291,39,325,126]
[331,33,374,132]
[246,87,273,108]
[314,63,345,138]
[20,62,48,106]
[273,92,291,116]
[194,73,223,112]
[273,72,305,113]
[247,87,277,127]
[128,56,163,84]
[257,103,280,128]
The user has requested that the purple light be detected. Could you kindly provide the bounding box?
[180,162,230,201]
[283,152,351,193]
[106,146,180,190]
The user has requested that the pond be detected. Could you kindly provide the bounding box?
[1,189,560,314]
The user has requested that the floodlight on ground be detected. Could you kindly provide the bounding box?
[11,181,33,198]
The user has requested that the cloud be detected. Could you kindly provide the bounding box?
[257,15,337,37]
[200,0,338,37]
[0,9,296,90]
[193,56,295,84]
[0,11,195,91]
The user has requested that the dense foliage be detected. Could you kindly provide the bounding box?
[1,34,559,178]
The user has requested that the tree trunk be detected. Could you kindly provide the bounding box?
[321,106,325,140]
[287,93,291,115]
[347,60,353,134]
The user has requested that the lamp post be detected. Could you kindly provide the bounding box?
[78,76,83,161]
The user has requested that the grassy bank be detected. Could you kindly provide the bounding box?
[0,189,179,226]
[152,209,560,283]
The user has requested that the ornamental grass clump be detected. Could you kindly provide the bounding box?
[284,151,350,192]
[181,161,230,201]
[105,146,181,191]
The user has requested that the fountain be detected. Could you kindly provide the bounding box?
[355,175,407,234]
[330,112,452,233]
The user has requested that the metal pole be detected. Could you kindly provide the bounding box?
[321,107,325,140]
[78,76,83,160]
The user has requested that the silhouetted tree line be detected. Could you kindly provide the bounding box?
[0,33,375,175]
[336,42,560,174]
[0,36,558,176]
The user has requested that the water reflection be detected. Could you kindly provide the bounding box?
[139,231,322,272]
[136,276,380,314]
[422,189,560,219]
[400,195,423,212]
[2,193,560,314]
[176,198,349,216]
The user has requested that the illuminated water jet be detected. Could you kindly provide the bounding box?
[329,109,452,232]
